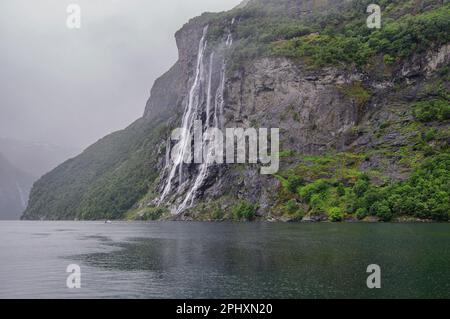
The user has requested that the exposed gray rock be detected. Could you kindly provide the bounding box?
[302,214,329,222]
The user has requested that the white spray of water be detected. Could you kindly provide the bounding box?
[205,52,214,126]
[226,33,233,47]
[159,22,234,213]
[159,26,209,203]
[177,29,234,213]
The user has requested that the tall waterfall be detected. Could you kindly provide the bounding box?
[159,23,234,213]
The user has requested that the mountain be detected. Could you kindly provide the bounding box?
[0,138,79,219]
[23,0,449,221]
[0,137,80,178]
[0,153,34,219]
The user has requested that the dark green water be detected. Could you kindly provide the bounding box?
[0,221,449,298]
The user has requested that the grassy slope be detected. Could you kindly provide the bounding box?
[23,118,169,220]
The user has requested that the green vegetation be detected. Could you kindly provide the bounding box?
[218,1,450,69]
[423,128,438,142]
[184,200,229,221]
[276,151,450,222]
[413,99,450,122]
[339,82,372,105]
[275,152,364,220]
[348,154,450,221]
[285,175,303,193]
[281,2,449,67]
[271,33,374,67]
[278,149,296,158]
[232,201,258,221]
[328,207,344,222]
[211,205,225,220]
[280,199,305,220]
[133,206,170,221]
[23,119,169,220]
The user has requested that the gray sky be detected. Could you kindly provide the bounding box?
[0,0,241,149]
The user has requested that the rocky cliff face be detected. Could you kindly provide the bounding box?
[198,46,449,215]
[23,0,450,221]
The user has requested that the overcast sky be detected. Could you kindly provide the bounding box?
[0,0,241,149]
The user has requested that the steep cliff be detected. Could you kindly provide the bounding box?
[23,0,450,221]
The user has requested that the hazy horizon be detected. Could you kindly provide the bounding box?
[0,0,241,149]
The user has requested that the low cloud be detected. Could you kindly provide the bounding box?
[0,0,240,149]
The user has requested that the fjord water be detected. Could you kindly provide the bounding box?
[0,221,449,299]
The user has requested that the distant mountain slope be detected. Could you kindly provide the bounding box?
[0,137,80,178]
[0,153,34,219]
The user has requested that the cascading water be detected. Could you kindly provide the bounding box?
[159,22,234,213]
[158,26,209,203]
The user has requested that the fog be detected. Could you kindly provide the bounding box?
[0,0,241,149]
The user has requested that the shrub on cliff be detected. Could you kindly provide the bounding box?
[141,207,168,221]
[269,3,450,68]
[328,207,344,222]
[413,99,450,122]
[232,201,257,221]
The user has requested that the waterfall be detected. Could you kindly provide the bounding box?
[15,182,27,209]
[205,53,214,126]
[159,22,234,213]
[159,26,209,203]
[226,33,233,47]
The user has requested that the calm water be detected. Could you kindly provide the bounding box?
[0,221,449,299]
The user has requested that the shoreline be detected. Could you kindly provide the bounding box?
[10,218,449,223]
